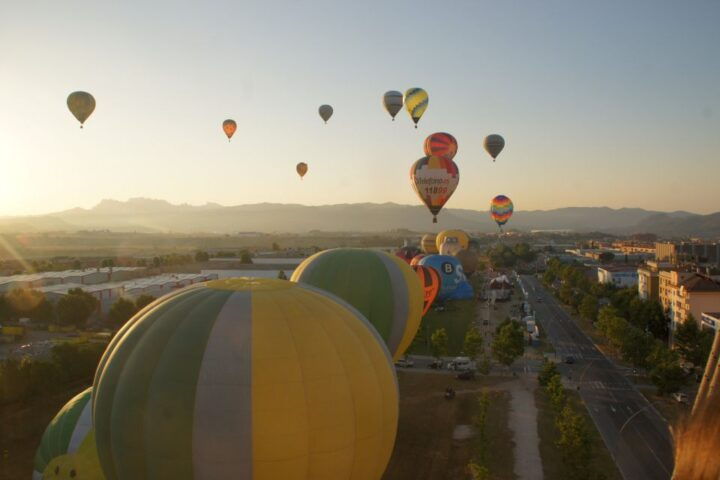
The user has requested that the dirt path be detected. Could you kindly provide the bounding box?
[506,376,544,480]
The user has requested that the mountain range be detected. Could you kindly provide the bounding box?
[0,198,718,237]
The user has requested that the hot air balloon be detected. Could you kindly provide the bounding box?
[404,88,428,128]
[383,91,404,120]
[412,265,440,315]
[296,162,308,179]
[292,249,423,360]
[490,195,514,230]
[436,229,470,254]
[484,134,505,161]
[318,104,333,123]
[424,132,458,160]
[66,91,95,128]
[222,119,237,141]
[395,245,421,264]
[455,249,479,275]
[93,278,398,480]
[33,388,104,480]
[421,234,439,254]
[410,254,425,266]
[419,255,473,301]
[410,156,459,223]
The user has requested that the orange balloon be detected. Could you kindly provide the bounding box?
[410,254,425,266]
[412,265,440,316]
[296,162,308,179]
[222,119,237,141]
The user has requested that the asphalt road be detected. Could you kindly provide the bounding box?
[520,274,674,480]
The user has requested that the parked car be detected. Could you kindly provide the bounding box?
[672,392,689,404]
[429,359,443,369]
[395,358,414,368]
[536,296,543,303]
[564,356,575,364]
[456,370,476,380]
[449,356,473,371]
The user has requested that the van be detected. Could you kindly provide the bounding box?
[450,357,473,371]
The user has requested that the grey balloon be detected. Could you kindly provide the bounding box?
[383,91,403,120]
[318,104,333,123]
[483,134,505,161]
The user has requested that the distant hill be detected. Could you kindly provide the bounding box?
[0,198,717,237]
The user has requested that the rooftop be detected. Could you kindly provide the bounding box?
[680,274,720,293]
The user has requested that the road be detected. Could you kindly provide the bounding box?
[520,274,674,480]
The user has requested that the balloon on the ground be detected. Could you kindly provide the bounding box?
[436,230,469,254]
[296,162,308,179]
[410,254,425,266]
[484,134,505,161]
[383,90,403,120]
[410,156,460,223]
[222,119,237,140]
[404,88,428,128]
[33,387,104,480]
[490,195,514,229]
[455,249,479,275]
[395,245,421,264]
[418,254,473,301]
[67,91,95,128]
[424,132,458,160]
[93,278,398,480]
[412,265,441,315]
[421,234,439,254]
[318,104,333,123]
[291,248,423,360]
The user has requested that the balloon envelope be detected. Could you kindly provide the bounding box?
[222,119,237,140]
[318,104,333,123]
[94,278,398,480]
[404,88,428,127]
[410,254,425,266]
[436,230,470,253]
[484,134,505,160]
[418,255,473,301]
[490,195,514,227]
[410,156,460,223]
[424,132,458,160]
[421,234,439,254]
[383,90,403,120]
[292,248,423,360]
[67,91,96,127]
[455,249,479,275]
[395,245,421,264]
[296,162,308,179]
[412,265,440,315]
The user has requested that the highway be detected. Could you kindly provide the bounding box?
[520,274,674,480]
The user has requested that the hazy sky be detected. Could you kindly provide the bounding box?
[1,0,719,216]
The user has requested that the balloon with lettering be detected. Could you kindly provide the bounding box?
[410,156,460,223]
[67,91,96,128]
[490,194,514,230]
[424,132,458,160]
[484,134,505,161]
[296,162,308,179]
[222,119,237,141]
[418,255,473,301]
[412,265,441,315]
[404,88,428,128]
[318,104,333,123]
[383,91,404,120]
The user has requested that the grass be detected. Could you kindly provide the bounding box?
[0,383,92,480]
[409,299,477,356]
[638,385,690,427]
[535,387,623,480]
[383,371,515,480]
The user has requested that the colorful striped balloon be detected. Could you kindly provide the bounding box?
[490,195,514,228]
[292,248,423,360]
[404,88,428,128]
[412,265,441,316]
[410,155,460,223]
[423,132,458,160]
[421,234,439,254]
[93,278,398,480]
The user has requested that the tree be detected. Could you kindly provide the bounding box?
[648,343,686,395]
[579,295,599,322]
[538,358,560,387]
[109,298,137,327]
[100,258,115,268]
[491,320,524,367]
[55,289,98,328]
[478,353,491,375]
[272,242,280,251]
[546,374,566,411]
[194,251,210,262]
[277,270,288,280]
[598,252,615,263]
[430,328,449,359]
[240,250,253,264]
[463,327,484,359]
[674,316,713,367]
[619,326,653,367]
[555,406,593,479]
[134,294,156,311]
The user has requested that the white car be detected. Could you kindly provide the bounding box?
[395,358,414,368]
[672,392,688,404]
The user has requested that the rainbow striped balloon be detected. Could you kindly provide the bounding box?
[423,132,458,160]
[490,195,514,228]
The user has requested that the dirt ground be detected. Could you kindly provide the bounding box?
[384,371,516,480]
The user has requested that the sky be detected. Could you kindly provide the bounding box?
[1,0,719,217]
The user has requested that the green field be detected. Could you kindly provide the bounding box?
[409,298,477,356]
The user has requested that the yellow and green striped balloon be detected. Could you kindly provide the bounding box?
[291,248,424,360]
[404,88,428,128]
[93,278,398,480]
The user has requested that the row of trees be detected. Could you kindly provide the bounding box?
[0,341,107,404]
[538,360,602,480]
[487,243,537,269]
[107,295,157,327]
[0,288,98,328]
